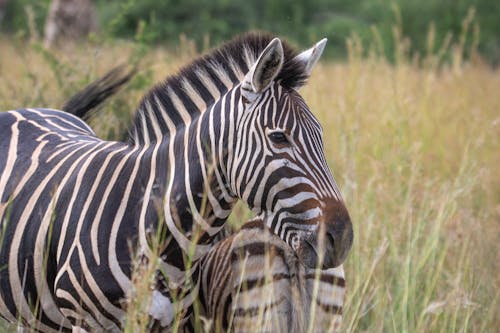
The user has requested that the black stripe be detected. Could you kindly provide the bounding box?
[304,273,346,287]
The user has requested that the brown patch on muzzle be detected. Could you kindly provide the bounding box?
[322,199,353,268]
[298,199,353,269]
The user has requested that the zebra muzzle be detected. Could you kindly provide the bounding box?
[298,216,353,269]
[324,220,353,268]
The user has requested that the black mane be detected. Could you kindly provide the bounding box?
[129,32,308,145]
[211,32,308,89]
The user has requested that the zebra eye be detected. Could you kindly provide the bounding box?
[268,131,288,145]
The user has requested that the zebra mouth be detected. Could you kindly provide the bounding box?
[298,233,338,269]
[298,236,321,269]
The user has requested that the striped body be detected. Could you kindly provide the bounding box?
[0,108,160,331]
[198,220,345,333]
[0,33,353,331]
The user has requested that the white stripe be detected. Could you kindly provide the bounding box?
[89,147,137,265]
[167,87,191,125]
[0,294,16,322]
[55,142,114,262]
[214,93,235,202]
[137,141,161,260]
[108,147,149,292]
[7,113,93,330]
[196,112,232,226]
[36,143,111,328]
[56,289,106,331]
[45,143,127,321]
[0,112,20,202]
[181,77,207,111]
[27,108,95,135]
[208,61,233,89]
[195,68,221,100]
[155,96,211,259]
[145,100,163,141]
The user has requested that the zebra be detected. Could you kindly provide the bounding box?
[0,33,353,332]
[196,219,345,333]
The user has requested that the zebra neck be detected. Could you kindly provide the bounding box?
[157,109,237,261]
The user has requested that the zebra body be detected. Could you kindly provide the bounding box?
[1,108,135,331]
[0,33,352,331]
[198,220,345,333]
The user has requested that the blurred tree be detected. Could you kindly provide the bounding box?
[1,0,498,64]
[44,0,97,48]
[1,0,50,37]
[0,0,7,25]
[96,0,498,63]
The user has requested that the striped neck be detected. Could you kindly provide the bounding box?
[156,91,238,264]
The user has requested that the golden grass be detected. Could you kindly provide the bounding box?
[0,35,498,332]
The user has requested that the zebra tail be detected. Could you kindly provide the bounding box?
[62,64,136,120]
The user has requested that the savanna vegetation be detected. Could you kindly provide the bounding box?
[1,0,500,64]
[0,1,498,332]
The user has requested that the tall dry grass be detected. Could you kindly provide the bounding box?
[0,28,498,332]
[308,56,498,333]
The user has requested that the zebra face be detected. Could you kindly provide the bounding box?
[230,38,353,269]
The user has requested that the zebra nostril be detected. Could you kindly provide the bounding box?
[297,237,320,269]
[324,219,353,268]
[320,199,354,267]
[328,232,337,257]
[326,231,335,251]
[320,231,337,269]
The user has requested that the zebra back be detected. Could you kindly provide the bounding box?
[198,220,345,333]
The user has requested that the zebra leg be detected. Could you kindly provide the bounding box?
[149,290,175,328]
[53,264,125,332]
[146,270,196,332]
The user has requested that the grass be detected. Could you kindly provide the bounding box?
[0,30,498,332]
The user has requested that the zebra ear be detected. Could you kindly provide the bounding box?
[242,38,284,101]
[294,38,327,76]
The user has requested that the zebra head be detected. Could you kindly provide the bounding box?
[227,38,353,269]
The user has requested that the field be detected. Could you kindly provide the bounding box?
[0,35,498,332]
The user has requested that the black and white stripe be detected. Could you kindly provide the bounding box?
[197,220,345,333]
[0,33,352,331]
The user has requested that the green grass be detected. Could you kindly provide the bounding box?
[0,32,498,332]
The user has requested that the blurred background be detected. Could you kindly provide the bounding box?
[0,0,499,64]
[0,1,498,332]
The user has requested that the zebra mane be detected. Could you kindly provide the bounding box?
[129,32,308,145]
